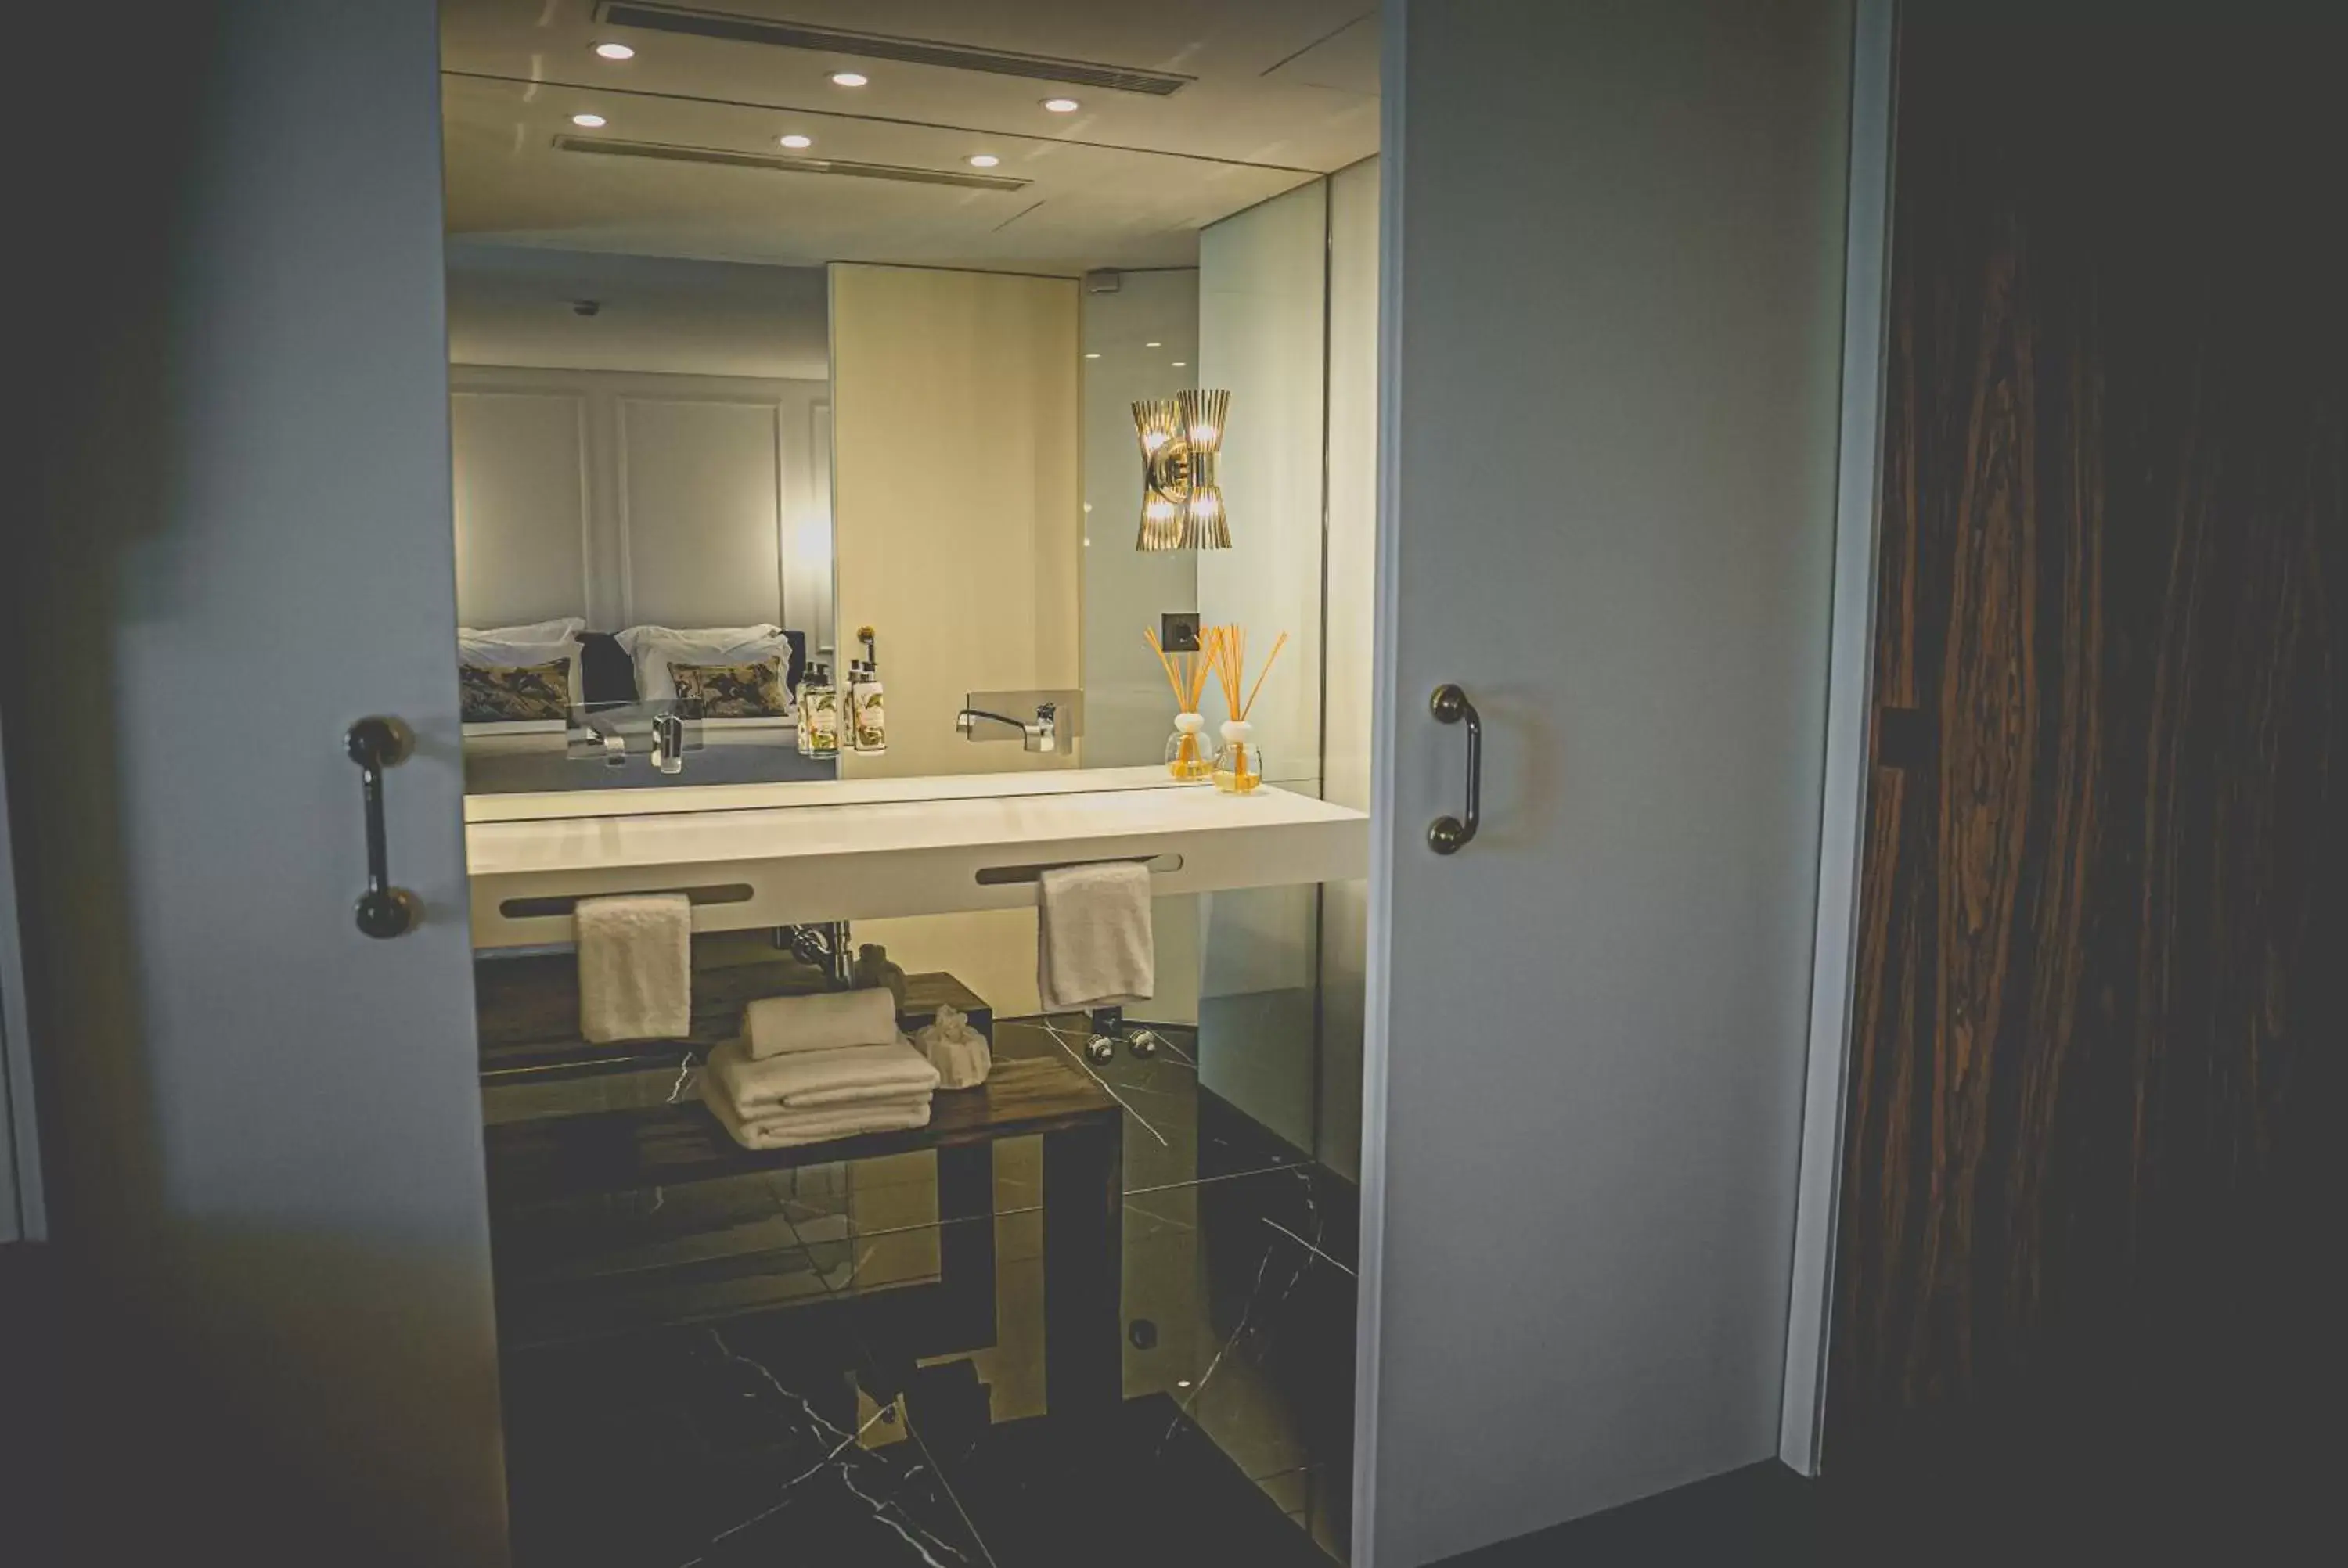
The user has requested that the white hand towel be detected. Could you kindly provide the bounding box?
[702,1084,934,1150]
[704,1037,940,1113]
[577,893,691,1044]
[1036,861,1154,1014]
[744,986,900,1060]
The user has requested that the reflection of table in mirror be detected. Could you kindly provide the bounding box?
[463,703,837,794]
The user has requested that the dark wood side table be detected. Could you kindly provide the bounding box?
[477,960,1125,1419]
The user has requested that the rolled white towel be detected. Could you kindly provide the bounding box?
[744,986,901,1059]
[704,1036,939,1114]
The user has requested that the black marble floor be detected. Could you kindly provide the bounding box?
[488,1018,1358,1567]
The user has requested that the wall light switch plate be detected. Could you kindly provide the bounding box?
[1160,612,1202,653]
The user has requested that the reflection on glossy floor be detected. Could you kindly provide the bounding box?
[492,1020,1357,1567]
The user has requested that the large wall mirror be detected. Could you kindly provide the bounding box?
[442,9,1382,1555]
[441,0,1371,801]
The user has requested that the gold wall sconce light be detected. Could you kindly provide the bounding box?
[1132,389,1232,550]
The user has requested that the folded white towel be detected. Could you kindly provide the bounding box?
[576,893,692,1044]
[704,1036,940,1113]
[744,986,900,1060]
[1036,861,1154,1014]
[702,1084,933,1150]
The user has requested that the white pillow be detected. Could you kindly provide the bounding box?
[461,617,585,645]
[458,623,585,712]
[618,624,789,704]
[611,623,774,653]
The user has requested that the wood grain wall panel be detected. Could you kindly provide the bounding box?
[1827,2,2348,1487]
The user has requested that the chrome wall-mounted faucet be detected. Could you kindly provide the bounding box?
[956,699,1061,753]
[650,711,686,775]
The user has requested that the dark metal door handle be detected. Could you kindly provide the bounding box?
[346,716,423,938]
[1428,684,1481,854]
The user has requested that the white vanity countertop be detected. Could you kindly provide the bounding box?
[464,769,1369,948]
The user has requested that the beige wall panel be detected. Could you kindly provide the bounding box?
[450,390,590,628]
[830,264,1082,779]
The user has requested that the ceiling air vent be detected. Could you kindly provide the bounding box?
[599,2,1194,95]
[553,134,1032,191]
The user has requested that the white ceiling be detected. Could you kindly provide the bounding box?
[445,243,830,377]
[440,0,1380,275]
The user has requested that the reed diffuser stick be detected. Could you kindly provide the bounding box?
[1194,626,1223,710]
[1210,627,1244,717]
[1239,631,1288,721]
[1143,628,1186,705]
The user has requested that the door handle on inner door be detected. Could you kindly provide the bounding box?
[346,716,423,938]
[1427,684,1482,854]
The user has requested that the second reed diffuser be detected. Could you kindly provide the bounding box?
[1208,628,1287,794]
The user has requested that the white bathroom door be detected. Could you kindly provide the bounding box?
[1356,2,1860,1563]
[12,1,509,1559]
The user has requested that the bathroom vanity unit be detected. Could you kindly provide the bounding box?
[465,768,1367,1437]
[463,766,1369,950]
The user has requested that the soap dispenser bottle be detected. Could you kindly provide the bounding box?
[850,656,888,756]
[852,942,909,1012]
[803,664,840,759]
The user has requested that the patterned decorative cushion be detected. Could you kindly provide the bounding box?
[460,658,573,723]
[668,656,789,718]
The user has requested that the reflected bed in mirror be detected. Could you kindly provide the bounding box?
[458,618,827,792]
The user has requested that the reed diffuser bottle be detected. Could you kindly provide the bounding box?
[1165,712,1212,781]
[1208,627,1287,796]
[1212,719,1265,793]
[1146,623,1218,782]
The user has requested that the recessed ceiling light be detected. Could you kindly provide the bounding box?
[1172,361,1187,367]
[778,134,813,149]
[967,153,1001,168]
[592,41,635,60]
[1042,97,1081,113]
[829,70,869,87]
[571,113,607,128]
[1145,340,1163,347]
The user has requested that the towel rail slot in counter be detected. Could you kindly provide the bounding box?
[974,852,1182,886]
[496,883,756,921]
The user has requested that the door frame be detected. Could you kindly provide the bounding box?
[0,704,41,1246]
[1776,0,1898,1476]
[1352,0,1900,1549]
[1349,5,1410,1551]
